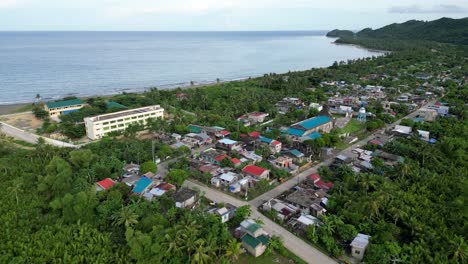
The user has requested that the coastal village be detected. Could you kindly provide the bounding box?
[0,59,461,264]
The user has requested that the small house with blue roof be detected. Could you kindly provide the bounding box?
[132,176,153,194]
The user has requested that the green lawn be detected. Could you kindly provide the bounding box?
[341,119,365,134]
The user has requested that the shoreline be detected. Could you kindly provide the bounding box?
[0,41,385,115]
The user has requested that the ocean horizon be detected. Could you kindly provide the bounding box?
[0,31,383,105]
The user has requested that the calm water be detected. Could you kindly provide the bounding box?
[0,31,383,104]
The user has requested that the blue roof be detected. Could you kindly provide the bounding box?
[307,132,322,140]
[295,116,331,130]
[289,149,304,158]
[259,136,273,143]
[287,127,306,137]
[133,176,152,193]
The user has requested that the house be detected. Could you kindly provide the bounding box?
[287,116,333,141]
[123,163,140,176]
[417,108,438,122]
[259,136,282,153]
[242,165,270,180]
[215,205,237,223]
[276,97,303,114]
[216,138,240,151]
[147,183,176,198]
[310,203,327,217]
[44,98,85,117]
[309,103,323,112]
[437,106,449,116]
[173,188,197,208]
[351,233,370,261]
[241,151,263,163]
[261,198,298,221]
[218,172,239,186]
[201,149,228,165]
[333,154,353,166]
[132,176,153,194]
[284,190,322,215]
[272,156,292,169]
[418,130,430,141]
[240,220,270,257]
[287,149,305,163]
[392,125,412,136]
[238,112,269,124]
[296,215,321,231]
[96,178,115,192]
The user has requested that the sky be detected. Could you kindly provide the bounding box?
[0,0,467,31]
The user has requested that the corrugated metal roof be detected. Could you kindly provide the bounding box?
[46,99,83,109]
[132,176,152,193]
[294,116,331,130]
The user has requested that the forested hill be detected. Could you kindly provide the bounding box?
[326,29,354,38]
[329,17,468,46]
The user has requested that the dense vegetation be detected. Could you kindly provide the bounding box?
[305,85,467,263]
[4,18,468,263]
[326,29,354,38]
[356,17,468,45]
[0,139,254,263]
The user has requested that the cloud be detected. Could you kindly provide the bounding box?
[389,4,468,14]
[0,0,17,8]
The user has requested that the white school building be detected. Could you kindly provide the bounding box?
[84,105,164,140]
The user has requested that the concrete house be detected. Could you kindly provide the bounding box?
[96,178,116,192]
[351,233,370,261]
[173,188,197,208]
[240,220,269,257]
[242,165,270,180]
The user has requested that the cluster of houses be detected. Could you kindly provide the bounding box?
[95,163,199,209]
[260,173,333,233]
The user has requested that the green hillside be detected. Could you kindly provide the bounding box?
[355,17,468,45]
[326,29,354,38]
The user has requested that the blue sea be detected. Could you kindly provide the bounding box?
[0,31,383,104]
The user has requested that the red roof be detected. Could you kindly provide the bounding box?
[249,131,260,138]
[220,130,230,136]
[97,178,115,190]
[434,102,442,106]
[215,154,228,162]
[315,180,334,190]
[308,174,320,181]
[231,158,241,164]
[240,133,247,138]
[271,140,281,146]
[243,165,267,176]
[369,139,382,145]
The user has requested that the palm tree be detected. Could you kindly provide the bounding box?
[112,206,139,228]
[191,239,212,264]
[7,178,23,205]
[449,236,467,263]
[224,239,242,262]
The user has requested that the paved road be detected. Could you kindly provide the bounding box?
[184,180,336,264]
[0,121,78,148]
